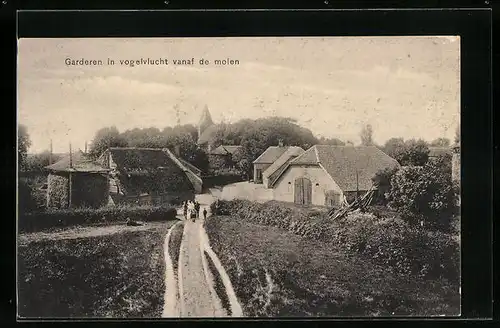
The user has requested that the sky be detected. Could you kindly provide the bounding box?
[17,37,460,153]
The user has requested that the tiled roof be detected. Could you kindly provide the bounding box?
[210,145,242,155]
[272,145,400,191]
[44,150,108,173]
[263,146,304,180]
[252,146,290,164]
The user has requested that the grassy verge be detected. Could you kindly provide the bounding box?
[204,250,232,316]
[18,221,176,318]
[205,216,460,317]
[168,221,185,278]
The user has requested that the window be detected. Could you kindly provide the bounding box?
[256,169,262,181]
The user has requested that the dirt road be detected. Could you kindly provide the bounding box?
[178,219,227,317]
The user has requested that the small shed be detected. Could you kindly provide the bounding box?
[44,150,110,209]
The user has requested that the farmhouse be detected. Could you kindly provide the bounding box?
[44,150,110,209]
[97,147,203,206]
[269,145,400,207]
[208,145,242,172]
[262,146,305,188]
[252,140,293,184]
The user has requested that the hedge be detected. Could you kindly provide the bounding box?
[19,205,178,233]
[209,199,459,281]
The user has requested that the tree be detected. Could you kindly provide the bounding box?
[401,139,430,166]
[430,138,451,147]
[360,124,374,146]
[383,138,429,166]
[372,166,399,205]
[26,151,62,171]
[387,159,457,230]
[318,137,345,146]
[382,137,405,160]
[88,126,128,159]
[18,124,32,171]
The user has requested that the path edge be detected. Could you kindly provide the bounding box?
[161,220,182,318]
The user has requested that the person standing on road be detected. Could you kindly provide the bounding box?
[203,208,207,220]
[183,201,188,220]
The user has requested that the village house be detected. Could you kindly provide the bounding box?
[262,146,305,188]
[267,145,401,207]
[97,147,203,206]
[252,140,293,184]
[44,150,110,209]
[208,145,242,174]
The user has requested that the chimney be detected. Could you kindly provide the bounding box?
[174,145,181,157]
[84,141,87,154]
[278,139,284,147]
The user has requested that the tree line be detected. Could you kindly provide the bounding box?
[19,120,459,176]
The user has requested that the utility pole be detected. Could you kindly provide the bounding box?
[49,139,53,165]
[355,169,359,200]
[68,143,73,208]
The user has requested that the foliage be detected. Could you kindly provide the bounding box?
[26,151,63,171]
[18,204,178,233]
[383,138,430,166]
[209,199,459,281]
[387,158,457,230]
[205,215,459,316]
[430,138,451,147]
[371,167,400,205]
[18,223,171,317]
[88,126,128,159]
[360,124,374,146]
[18,124,32,171]
[18,179,39,214]
[317,136,345,146]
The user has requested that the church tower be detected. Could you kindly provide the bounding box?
[198,105,214,139]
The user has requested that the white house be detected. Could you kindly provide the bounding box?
[268,145,400,207]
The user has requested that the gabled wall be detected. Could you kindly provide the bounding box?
[272,165,343,206]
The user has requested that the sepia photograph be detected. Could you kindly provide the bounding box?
[17,36,461,318]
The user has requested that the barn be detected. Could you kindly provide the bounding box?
[269,145,400,207]
[262,146,304,188]
[44,150,110,209]
[252,141,294,184]
[208,145,242,173]
[97,147,203,206]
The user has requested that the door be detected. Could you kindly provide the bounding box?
[294,177,312,205]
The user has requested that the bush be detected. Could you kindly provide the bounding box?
[18,204,178,233]
[209,199,459,281]
[18,179,39,214]
[388,161,457,231]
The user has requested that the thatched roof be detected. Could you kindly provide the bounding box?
[44,150,108,173]
[98,147,201,195]
[271,145,400,191]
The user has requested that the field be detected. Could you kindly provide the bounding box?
[205,216,460,317]
[18,221,177,318]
